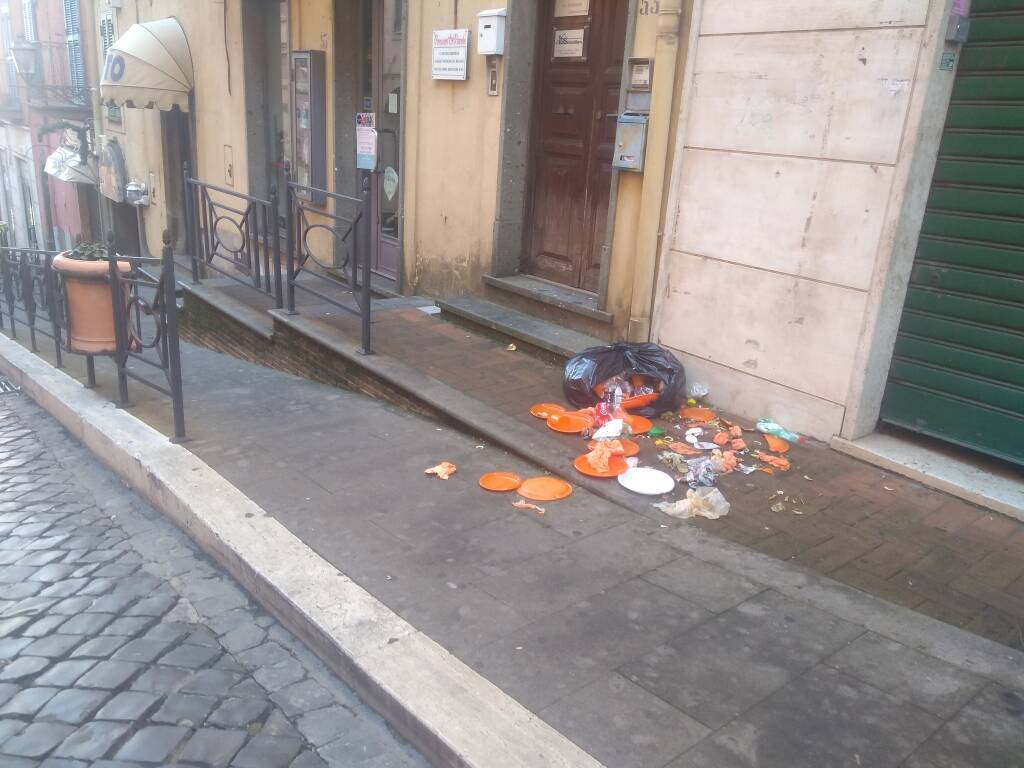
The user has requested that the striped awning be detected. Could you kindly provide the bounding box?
[100,18,193,111]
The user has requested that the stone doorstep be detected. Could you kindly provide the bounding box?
[0,333,604,768]
[6,333,1024,767]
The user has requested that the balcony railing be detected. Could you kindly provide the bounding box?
[28,84,89,109]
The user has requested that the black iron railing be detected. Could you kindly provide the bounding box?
[0,234,187,442]
[184,163,282,307]
[0,244,64,366]
[285,175,372,355]
[185,162,373,354]
[29,84,90,109]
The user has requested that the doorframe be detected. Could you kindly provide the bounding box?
[490,0,637,309]
[331,0,406,291]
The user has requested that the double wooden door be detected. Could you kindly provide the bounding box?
[524,0,628,292]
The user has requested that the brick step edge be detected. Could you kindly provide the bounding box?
[0,334,606,768]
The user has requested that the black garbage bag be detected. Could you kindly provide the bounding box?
[562,342,687,417]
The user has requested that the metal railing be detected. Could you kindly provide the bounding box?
[184,162,282,308]
[0,233,187,442]
[0,243,64,366]
[185,162,372,354]
[29,84,90,109]
[285,175,372,354]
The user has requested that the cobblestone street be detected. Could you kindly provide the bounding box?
[0,391,427,767]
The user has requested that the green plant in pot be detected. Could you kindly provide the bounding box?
[53,240,132,354]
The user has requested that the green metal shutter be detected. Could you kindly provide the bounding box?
[880,0,1024,466]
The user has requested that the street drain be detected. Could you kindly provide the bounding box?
[0,377,20,395]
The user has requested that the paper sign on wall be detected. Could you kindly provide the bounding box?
[553,28,585,58]
[952,0,969,14]
[432,28,470,81]
[554,0,589,16]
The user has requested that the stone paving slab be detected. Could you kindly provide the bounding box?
[0,393,427,768]
[3,331,1024,767]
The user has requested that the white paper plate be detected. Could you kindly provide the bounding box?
[617,467,675,495]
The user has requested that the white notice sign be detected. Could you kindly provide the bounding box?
[553,28,585,58]
[432,28,470,81]
[554,0,589,16]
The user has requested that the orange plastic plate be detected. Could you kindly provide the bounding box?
[518,476,573,501]
[625,414,653,434]
[530,402,566,419]
[681,407,715,423]
[547,412,593,434]
[479,471,522,492]
[573,454,629,478]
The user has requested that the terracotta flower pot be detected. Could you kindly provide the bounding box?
[52,253,132,355]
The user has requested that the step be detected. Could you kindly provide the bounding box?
[437,295,605,359]
[482,273,613,324]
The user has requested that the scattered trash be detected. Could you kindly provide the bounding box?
[770,502,786,513]
[738,464,757,474]
[730,438,748,451]
[506,343,517,352]
[425,462,457,480]
[647,426,667,438]
[713,432,730,446]
[686,457,717,487]
[883,485,895,492]
[686,381,710,399]
[592,419,624,440]
[756,419,803,443]
[416,305,442,315]
[755,452,791,472]
[763,434,790,453]
[655,487,730,520]
[512,499,546,515]
[669,443,701,457]
[563,343,687,416]
[710,450,738,474]
[686,398,697,407]
[803,475,814,481]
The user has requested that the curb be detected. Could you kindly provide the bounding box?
[0,334,605,768]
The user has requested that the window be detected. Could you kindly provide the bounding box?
[62,0,84,92]
[20,0,34,41]
[99,9,120,122]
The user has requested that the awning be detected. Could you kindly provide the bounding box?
[99,137,128,203]
[100,17,193,111]
[44,145,98,185]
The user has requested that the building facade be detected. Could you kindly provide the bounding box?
[85,0,1020,470]
[652,0,1022,467]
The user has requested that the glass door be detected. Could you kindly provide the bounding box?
[360,0,401,281]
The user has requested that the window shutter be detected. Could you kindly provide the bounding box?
[62,0,85,93]
[100,10,120,121]
[21,0,35,42]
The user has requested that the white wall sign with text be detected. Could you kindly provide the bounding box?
[553,28,585,58]
[554,0,589,16]
[432,28,470,81]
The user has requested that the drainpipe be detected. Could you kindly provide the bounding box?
[626,0,682,342]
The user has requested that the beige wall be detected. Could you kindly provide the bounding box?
[403,1,677,342]
[97,0,250,255]
[652,0,957,440]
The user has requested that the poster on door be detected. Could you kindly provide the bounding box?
[431,29,470,80]
[356,112,377,171]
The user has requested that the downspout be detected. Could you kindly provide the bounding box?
[626,0,682,342]
[596,0,638,311]
[80,0,107,240]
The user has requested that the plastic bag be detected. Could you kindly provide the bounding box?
[563,343,686,417]
[655,488,730,520]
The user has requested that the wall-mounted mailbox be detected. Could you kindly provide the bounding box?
[477,8,507,55]
[613,112,648,172]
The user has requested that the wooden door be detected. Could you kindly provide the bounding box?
[523,0,627,292]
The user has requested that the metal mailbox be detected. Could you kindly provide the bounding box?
[613,112,648,172]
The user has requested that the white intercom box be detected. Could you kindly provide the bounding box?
[477,8,507,55]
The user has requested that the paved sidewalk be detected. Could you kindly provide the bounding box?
[10,337,1024,768]
[0,393,427,767]
[185,296,1024,650]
